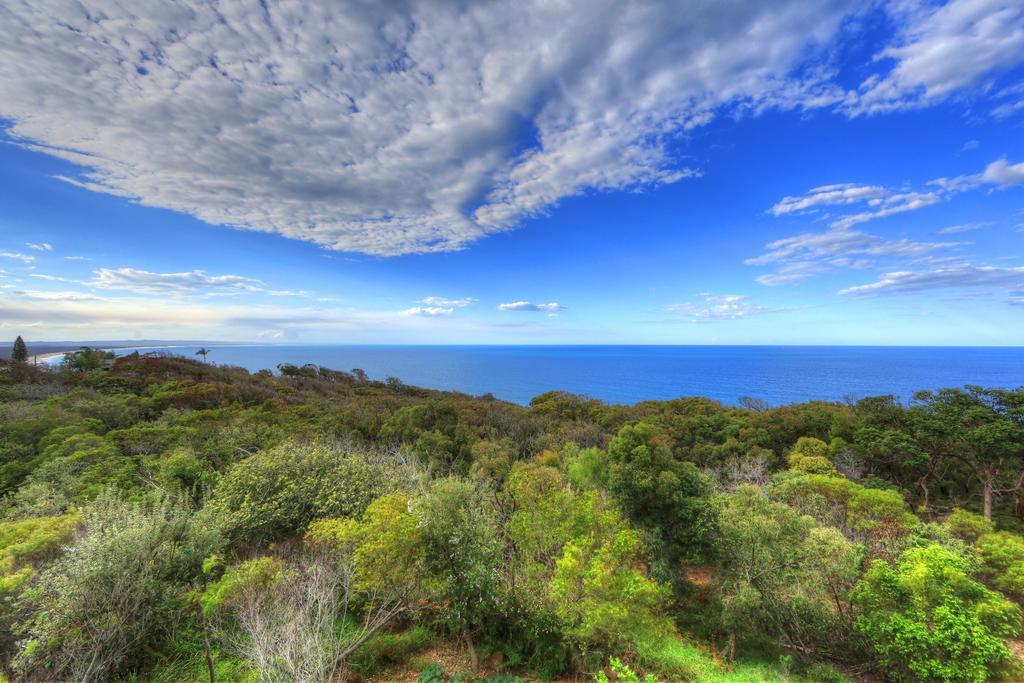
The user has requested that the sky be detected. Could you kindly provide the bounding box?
[0,0,1023,345]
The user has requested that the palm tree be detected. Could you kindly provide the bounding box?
[195,347,211,363]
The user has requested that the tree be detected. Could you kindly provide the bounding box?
[10,336,27,363]
[715,486,861,661]
[606,422,713,578]
[413,478,503,670]
[912,388,1024,519]
[195,347,211,362]
[852,543,1021,682]
[60,346,114,372]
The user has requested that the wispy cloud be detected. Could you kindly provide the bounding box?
[847,0,1024,114]
[935,222,989,235]
[746,227,962,285]
[771,184,886,216]
[667,294,787,321]
[498,301,565,312]
[90,267,265,295]
[839,265,1024,301]
[26,242,52,252]
[772,157,1024,233]
[400,306,455,317]
[0,252,35,264]
[419,297,475,308]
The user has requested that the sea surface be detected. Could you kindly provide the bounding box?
[67,344,1024,407]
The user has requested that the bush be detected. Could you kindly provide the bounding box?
[348,625,437,675]
[852,543,1021,682]
[13,493,222,681]
[945,508,995,542]
[976,531,1024,599]
[208,440,416,545]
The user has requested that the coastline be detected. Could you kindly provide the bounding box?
[32,344,187,365]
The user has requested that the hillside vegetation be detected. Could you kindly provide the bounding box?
[1,350,1023,682]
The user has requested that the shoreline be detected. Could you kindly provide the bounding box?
[32,344,188,365]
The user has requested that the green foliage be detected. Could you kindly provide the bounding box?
[852,543,1021,682]
[10,337,27,363]
[14,492,222,681]
[199,556,283,617]
[594,657,657,683]
[715,486,860,658]
[945,508,995,542]
[563,442,609,491]
[0,512,79,598]
[414,478,503,640]
[607,422,713,575]
[4,352,1024,680]
[550,519,671,658]
[60,346,115,373]
[786,437,838,475]
[348,625,437,675]
[208,440,410,545]
[976,531,1024,599]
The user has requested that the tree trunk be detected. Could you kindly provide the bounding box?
[1016,490,1024,520]
[465,632,479,672]
[983,478,994,519]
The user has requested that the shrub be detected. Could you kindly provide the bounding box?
[945,508,995,542]
[13,493,222,681]
[852,543,1021,682]
[976,531,1024,599]
[208,440,415,545]
[348,625,437,675]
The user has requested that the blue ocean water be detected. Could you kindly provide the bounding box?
[86,344,1024,407]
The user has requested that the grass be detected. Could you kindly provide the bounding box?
[636,636,848,683]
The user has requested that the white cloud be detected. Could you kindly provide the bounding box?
[839,265,1024,299]
[0,0,871,256]
[960,139,980,152]
[0,252,35,264]
[850,0,1024,114]
[400,306,454,317]
[63,255,91,261]
[667,293,786,321]
[419,296,474,308]
[90,267,265,294]
[498,301,565,312]
[770,184,886,216]
[830,191,942,230]
[747,226,964,285]
[29,273,73,282]
[26,242,53,252]
[981,158,1024,186]
[936,222,989,235]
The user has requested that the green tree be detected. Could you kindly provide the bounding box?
[606,422,713,580]
[852,543,1021,682]
[715,486,861,660]
[912,388,1024,519]
[10,336,28,363]
[413,478,503,670]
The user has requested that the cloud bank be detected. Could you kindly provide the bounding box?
[3,1,1021,256]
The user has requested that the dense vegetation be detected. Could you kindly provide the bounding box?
[1,348,1023,682]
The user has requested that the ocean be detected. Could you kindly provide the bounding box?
[67,344,1024,407]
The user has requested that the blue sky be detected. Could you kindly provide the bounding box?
[1,0,1023,344]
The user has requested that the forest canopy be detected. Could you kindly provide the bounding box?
[0,350,1023,682]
